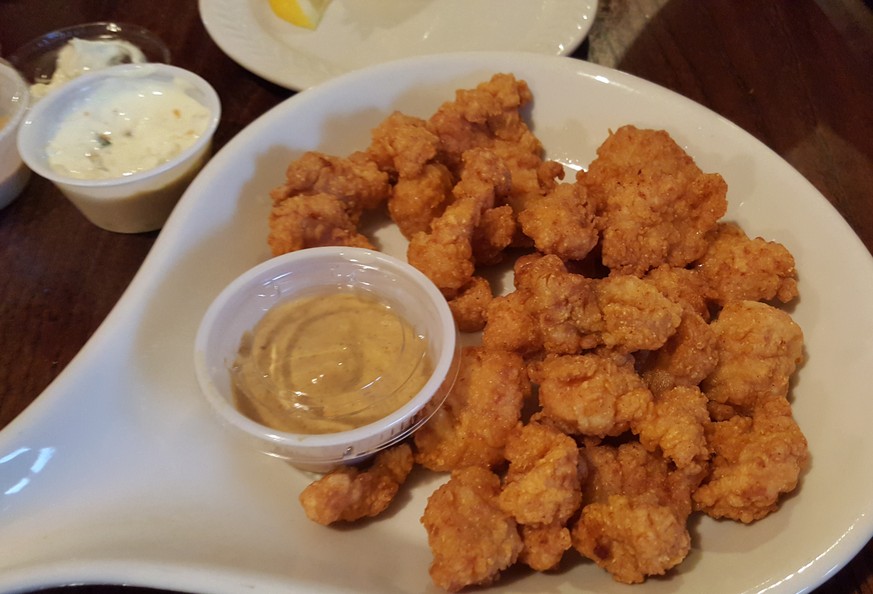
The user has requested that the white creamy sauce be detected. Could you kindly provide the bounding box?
[31,38,147,99]
[46,76,211,179]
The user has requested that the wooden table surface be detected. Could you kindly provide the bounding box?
[1,1,872,592]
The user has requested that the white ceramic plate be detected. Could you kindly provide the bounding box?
[3,52,873,594]
[199,0,597,90]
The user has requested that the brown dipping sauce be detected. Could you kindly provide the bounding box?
[231,291,432,434]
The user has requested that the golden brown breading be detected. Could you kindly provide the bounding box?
[643,264,715,321]
[367,111,454,238]
[517,181,600,262]
[516,254,603,354]
[640,309,719,395]
[407,148,511,295]
[580,441,695,521]
[268,193,375,255]
[481,290,542,354]
[447,276,493,333]
[582,125,728,276]
[367,111,440,178]
[574,442,695,584]
[268,151,390,255]
[696,221,799,305]
[421,466,523,592]
[427,73,555,212]
[530,352,653,439]
[572,494,691,584]
[389,163,455,238]
[414,347,529,471]
[702,300,804,412]
[279,75,811,591]
[482,254,600,355]
[471,204,516,266]
[633,385,711,476]
[596,274,683,353]
[298,444,414,525]
[498,422,582,526]
[497,422,581,572]
[271,150,389,212]
[693,396,809,523]
[519,522,573,572]
[482,254,682,357]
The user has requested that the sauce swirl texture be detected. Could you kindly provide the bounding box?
[232,292,432,434]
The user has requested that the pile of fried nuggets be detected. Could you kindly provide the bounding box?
[268,74,808,591]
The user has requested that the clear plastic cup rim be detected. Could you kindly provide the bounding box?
[16,62,220,190]
[194,246,460,467]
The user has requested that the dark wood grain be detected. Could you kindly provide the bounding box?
[1,1,872,592]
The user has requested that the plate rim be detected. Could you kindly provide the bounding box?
[198,0,599,90]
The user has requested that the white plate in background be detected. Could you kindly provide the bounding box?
[199,0,597,90]
[2,52,873,594]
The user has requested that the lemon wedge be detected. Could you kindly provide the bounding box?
[269,0,332,29]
